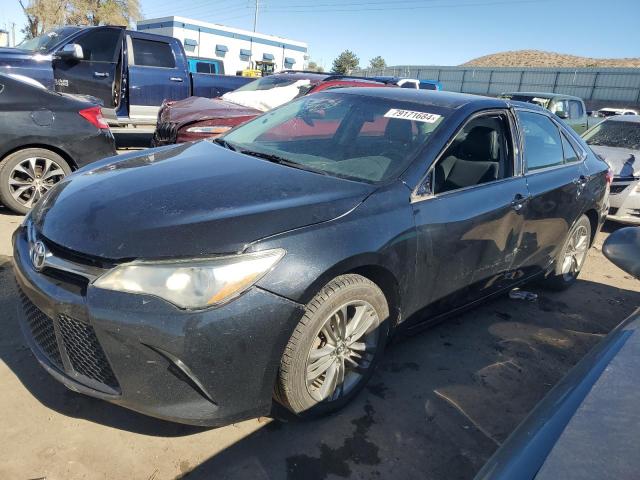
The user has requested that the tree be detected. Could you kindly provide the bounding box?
[19,0,141,39]
[331,50,360,75]
[66,0,141,27]
[306,61,324,72]
[369,56,386,69]
[19,0,66,39]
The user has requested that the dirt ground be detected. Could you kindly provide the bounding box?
[0,207,638,480]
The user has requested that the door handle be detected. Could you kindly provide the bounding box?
[573,175,588,187]
[511,193,528,212]
[170,77,184,82]
[93,72,109,78]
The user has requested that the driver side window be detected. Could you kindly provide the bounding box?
[73,28,121,62]
[432,113,514,195]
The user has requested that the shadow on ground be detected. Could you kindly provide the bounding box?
[1,248,638,478]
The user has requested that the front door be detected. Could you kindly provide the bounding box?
[411,110,529,320]
[53,27,125,108]
[513,110,589,277]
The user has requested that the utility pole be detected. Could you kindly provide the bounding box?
[253,0,259,32]
[11,22,16,47]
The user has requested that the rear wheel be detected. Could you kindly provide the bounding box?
[542,214,591,290]
[0,148,71,214]
[275,274,389,417]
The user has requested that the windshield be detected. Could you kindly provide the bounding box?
[221,92,448,183]
[234,75,318,93]
[16,27,79,53]
[584,120,640,150]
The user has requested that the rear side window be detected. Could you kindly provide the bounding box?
[196,62,211,74]
[420,83,437,90]
[132,39,175,68]
[518,111,564,171]
[569,100,583,118]
[561,133,580,163]
[74,28,121,62]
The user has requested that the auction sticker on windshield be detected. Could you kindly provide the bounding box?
[384,109,441,123]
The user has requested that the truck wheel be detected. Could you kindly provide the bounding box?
[541,214,592,291]
[0,148,71,215]
[275,274,389,418]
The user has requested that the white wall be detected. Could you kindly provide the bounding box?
[137,17,308,75]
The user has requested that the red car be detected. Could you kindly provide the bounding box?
[151,71,391,146]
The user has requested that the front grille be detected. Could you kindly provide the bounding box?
[58,314,119,389]
[19,288,119,392]
[610,183,629,194]
[155,122,178,143]
[20,292,63,368]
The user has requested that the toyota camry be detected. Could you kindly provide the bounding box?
[13,88,609,426]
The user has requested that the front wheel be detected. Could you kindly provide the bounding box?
[542,214,592,290]
[275,274,389,417]
[0,148,71,214]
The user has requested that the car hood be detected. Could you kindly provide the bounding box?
[589,145,638,177]
[159,96,262,127]
[31,142,375,260]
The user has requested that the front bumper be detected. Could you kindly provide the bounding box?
[608,178,640,225]
[12,227,304,426]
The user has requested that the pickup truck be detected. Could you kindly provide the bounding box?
[498,91,591,134]
[0,26,252,127]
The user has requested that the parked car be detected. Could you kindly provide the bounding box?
[0,26,252,128]
[13,88,609,427]
[0,73,116,214]
[371,76,442,90]
[474,226,640,480]
[598,107,639,117]
[151,71,390,145]
[583,115,640,224]
[498,92,590,133]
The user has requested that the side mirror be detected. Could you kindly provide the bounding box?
[57,43,84,61]
[555,111,569,119]
[602,227,640,279]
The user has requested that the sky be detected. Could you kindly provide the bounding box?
[2,0,639,70]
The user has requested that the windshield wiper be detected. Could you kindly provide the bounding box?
[239,149,329,175]
[213,138,237,151]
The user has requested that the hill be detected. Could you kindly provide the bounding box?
[462,50,640,68]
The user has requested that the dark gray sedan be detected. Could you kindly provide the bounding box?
[13,88,609,426]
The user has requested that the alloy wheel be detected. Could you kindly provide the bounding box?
[8,157,65,208]
[561,224,589,278]
[305,300,380,402]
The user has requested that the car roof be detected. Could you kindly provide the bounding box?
[319,87,509,110]
[502,91,582,101]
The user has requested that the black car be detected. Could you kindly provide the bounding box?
[0,73,116,214]
[13,88,610,426]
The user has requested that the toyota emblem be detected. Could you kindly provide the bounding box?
[30,241,47,272]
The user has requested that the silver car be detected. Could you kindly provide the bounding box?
[584,116,640,224]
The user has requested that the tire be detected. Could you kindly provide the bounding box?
[541,214,592,291]
[0,148,71,215]
[275,274,390,418]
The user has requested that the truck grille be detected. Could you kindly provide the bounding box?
[610,183,628,194]
[19,291,119,392]
[155,122,178,144]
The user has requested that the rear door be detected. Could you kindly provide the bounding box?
[127,34,189,123]
[513,109,588,277]
[410,109,529,319]
[52,26,125,108]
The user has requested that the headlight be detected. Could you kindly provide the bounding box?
[93,249,285,309]
[185,125,232,134]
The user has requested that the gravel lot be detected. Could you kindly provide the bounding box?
[0,207,638,480]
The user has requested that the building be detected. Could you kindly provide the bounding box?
[0,30,8,48]
[137,16,308,75]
